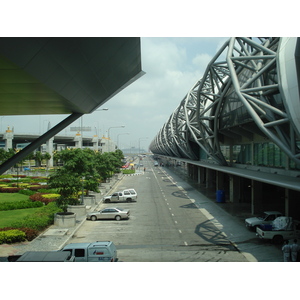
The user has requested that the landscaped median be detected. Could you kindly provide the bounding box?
[0,174,63,244]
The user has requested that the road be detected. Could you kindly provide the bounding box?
[68,157,251,262]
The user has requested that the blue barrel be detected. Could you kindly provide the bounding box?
[216,190,225,203]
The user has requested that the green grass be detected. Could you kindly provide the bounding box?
[0,193,29,203]
[0,208,39,228]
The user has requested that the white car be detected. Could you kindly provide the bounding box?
[245,211,282,230]
[87,207,130,221]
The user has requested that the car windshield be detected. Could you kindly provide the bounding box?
[261,213,271,220]
[116,208,123,211]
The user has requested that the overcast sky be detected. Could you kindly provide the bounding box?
[1,37,228,151]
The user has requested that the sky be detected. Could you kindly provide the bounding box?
[1,1,296,153]
[1,37,228,151]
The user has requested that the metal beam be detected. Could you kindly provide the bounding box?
[0,113,83,175]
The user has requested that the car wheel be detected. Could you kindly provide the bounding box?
[105,199,110,203]
[126,198,132,202]
[115,215,121,221]
[91,215,97,221]
[273,235,284,244]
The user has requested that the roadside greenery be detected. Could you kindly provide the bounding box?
[0,148,126,244]
[49,148,124,212]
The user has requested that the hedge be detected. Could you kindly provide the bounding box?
[0,187,23,193]
[10,202,62,231]
[0,229,26,244]
[0,227,39,241]
[29,193,59,205]
[0,200,43,211]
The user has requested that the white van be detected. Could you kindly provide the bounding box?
[60,241,117,262]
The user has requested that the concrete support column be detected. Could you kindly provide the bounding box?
[251,180,263,215]
[74,132,82,148]
[284,189,289,217]
[3,126,13,151]
[206,168,214,189]
[92,135,98,151]
[216,171,225,190]
[197,167,201,184]
[229,174,240,203]
[199,167,206,184]
[46,137,54,167]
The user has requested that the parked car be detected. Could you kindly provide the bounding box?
[245,211,282,230]
[86,207,130,221]
[103,189,137,202]
[127,188,137,197]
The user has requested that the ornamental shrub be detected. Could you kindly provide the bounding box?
[0,187,22,193]
[0,229,26,244]
[18,189,35,196]
[29,192,58,205]
[0,174,13,178]
[28,185,43,191]
[12,175,26,178]
[11,183,29,188]
[0,227,39,241]
[10,202,62,230]
[0,200,43,211]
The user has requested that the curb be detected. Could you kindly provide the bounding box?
[56,174,124,250]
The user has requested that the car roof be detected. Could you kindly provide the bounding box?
[63,242,113,249]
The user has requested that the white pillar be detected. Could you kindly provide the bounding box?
[46,137,54,167]
[92,135,98,151]
[3,126,13,151]
[74,132,82,148]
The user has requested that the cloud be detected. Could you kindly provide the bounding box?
[192,53,213,72]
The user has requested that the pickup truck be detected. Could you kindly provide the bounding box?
[256,216,300,244]
[245,211,282,230]
[60,241,117,262]
[103,189,137,203]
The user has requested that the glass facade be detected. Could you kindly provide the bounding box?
[221,142,300,170]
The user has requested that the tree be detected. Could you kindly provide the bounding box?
[94,150,124,181]
[34,151,43,167]
[48,148,100,210]
[43,152,51,169]
[48,170,82,212]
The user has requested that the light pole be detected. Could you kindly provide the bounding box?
[107,125,125,151]
[93,108,108,150]
[108,125,125,138]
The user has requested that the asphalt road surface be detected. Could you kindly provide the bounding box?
[69,157,251,262]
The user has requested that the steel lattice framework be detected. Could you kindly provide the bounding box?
[149,37,300,166]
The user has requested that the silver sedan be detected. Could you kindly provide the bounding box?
[86,208,130,221]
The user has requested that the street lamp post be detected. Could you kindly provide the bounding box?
[107,125,125,151]
[108,125,125,138]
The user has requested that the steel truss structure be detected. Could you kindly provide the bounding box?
[149,37,300,166]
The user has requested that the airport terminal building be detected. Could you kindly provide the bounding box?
[149,37,300,218]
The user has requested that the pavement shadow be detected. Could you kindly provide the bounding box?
[194,220,238,251]
[171,190,189,199]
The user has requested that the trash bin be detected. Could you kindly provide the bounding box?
[216,190,225,203]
